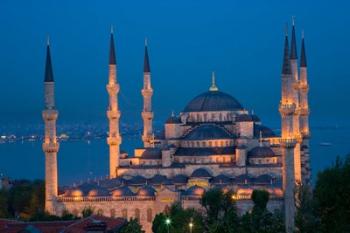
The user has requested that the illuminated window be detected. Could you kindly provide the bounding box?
[110,209,116,218]
[122,209,128,219]
[135,209,140,221]
[97,209,103,216]
[147,208,153,222]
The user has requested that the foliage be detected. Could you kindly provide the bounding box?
[313,155,350,233]
[118,218,144,233]
[81,206,94,218]
[152,203,204,233]
[0,189,9,217]
[238,190,284,233]
[294,184,319,233]
[201,188,239,233]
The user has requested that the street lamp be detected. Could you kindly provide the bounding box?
[189,221,194,233]
[165,218,171,233]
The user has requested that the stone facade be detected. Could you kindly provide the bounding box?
[42,23,310,233]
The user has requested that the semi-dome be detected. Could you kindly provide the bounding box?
[248,146,275,158]
[191,168,212,178]
[87,188,109,197]
[112,186,134,197]
[184,124,233,140]
[185,185,205,196]
[137,185,156,197]
[183,90,243,112]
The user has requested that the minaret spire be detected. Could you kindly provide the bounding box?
[209,71,218,91]
[279,25,297,233]
[106,30,121,178]
[141,39,154,147]
[282,29,291,75]
[300,31,307,67]
[44,40,54,82]
[299,32,311,184]
[290,17,298,60]
[42,39,59,214]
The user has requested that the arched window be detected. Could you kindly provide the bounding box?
[209,141,212,147]
[135,208,140,221]
[97,209,103,216]
[147,208,153,222]
[122,209,128,219]
[202,141,206,147]
[110,209,116,218]
[219,113,222,121]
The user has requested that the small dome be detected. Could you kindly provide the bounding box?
[64,188,83,197]
[254,124,276,138]
[166,116,181,124]
[183,91,243,112]
[137,185,156,197]
[191,168,212,178]
[171,174,188,184]
[112,186,134,197]
[184,124,233,140]
[87,188,109,197]
[148,174,168,185]
[248,146,275,158]
[211,174,231,184]
[127,175,147,185]
[185,185,205,196]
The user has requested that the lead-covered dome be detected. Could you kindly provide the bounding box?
[183,90,243,112]
[184,124,233,140]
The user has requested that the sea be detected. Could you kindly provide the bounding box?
[0,122,349,186]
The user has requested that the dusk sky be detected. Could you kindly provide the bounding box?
[0,0,349,127]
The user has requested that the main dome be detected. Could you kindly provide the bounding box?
[183,90,243,112]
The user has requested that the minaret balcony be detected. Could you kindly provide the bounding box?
[141,89,153,97]
[107,136,121,145]
[106,84,120,95]
[299,83,309,92]
[279,103,296,116]
[42,142,59,153]
[107,110,121,119]
[279,138,297,148]
[293,80,300,90]
[42,110,58,121]
[142,111,154,119]
[300,108,309,116]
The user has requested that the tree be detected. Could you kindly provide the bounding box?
[119,218,143,233]
[200,188,239,233]
[314,155,350,233]
[81,206,94,218]
[238,190,284,233]
[0,189,9,217]
[295,184,319,233]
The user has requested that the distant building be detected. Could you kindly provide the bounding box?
[42,22,310,233]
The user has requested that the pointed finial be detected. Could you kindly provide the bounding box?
[145,37,148,47]
[284,23,288,36]
[290,17,298,59]
[292,16,296,26]
[171,110,175,117]
[251,109,254,115]
[110,25,114,34]
[301,29,305,39]
[47,35,50,46]
[209,71,218,91]
[259,131,263,147]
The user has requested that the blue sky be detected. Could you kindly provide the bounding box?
[0,0,349,127]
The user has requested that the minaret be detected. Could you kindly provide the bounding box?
[290,18,302,184]
[141,39,154,147]
[299,32,311,183]
[106,28,121,178]
[279,29,297,233]
[42,38,59,214]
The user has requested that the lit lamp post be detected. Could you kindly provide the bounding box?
[165,218,171,233]
[189,221,194,233]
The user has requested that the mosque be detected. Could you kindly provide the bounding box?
[41,22,310,233]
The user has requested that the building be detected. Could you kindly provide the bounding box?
[42,22,310,233]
